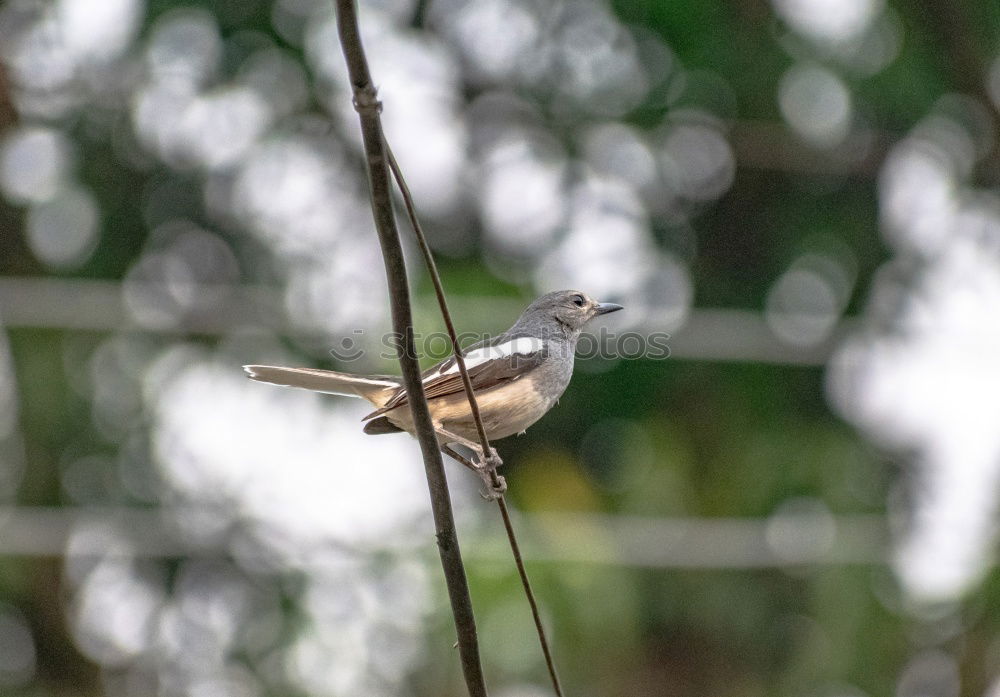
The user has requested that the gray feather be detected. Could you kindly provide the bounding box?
[243,365,398,405]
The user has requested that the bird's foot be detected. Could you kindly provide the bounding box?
[474,447,505,500]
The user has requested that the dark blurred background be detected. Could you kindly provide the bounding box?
[1,0,999,695]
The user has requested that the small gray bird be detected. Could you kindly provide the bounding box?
[244,290,622,490]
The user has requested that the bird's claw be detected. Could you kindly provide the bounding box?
[479,473,507,500]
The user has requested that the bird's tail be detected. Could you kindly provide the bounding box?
[243,365,400,407]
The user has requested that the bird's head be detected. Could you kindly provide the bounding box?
[518,290,623,335]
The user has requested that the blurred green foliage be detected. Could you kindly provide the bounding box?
[1,0,999,695]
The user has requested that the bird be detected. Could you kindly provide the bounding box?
[244,290,622,494]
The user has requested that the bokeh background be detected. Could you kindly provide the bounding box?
[1,0,1000,695]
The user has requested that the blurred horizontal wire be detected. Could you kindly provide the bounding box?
[0,276,289,334]
[673,308,849,365]
[0,276,845,365]
[0,506,887,567]
[521,510,887,568]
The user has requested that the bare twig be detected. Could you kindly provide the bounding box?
[386,139,566,696]
[332,2,488,695]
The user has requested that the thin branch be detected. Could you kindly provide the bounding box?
[332,2,488,696]
[494,497,563,693]
[383,146,494,457]
[386,142,566,697]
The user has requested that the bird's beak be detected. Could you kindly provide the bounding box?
[594,302,624,315]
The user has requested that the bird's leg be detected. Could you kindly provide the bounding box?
[437,430,506,499]
[435,430,502,469]
[440,444,506,499]
[440,444,479,473]
[433,427,482,452]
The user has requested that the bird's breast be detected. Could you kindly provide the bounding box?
[471,374,555,440]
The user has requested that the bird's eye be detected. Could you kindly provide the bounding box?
[572,295,585,307]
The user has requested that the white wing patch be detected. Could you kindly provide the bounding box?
[433,337,544,378]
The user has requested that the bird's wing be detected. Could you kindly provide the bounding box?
[363,336,548,420]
